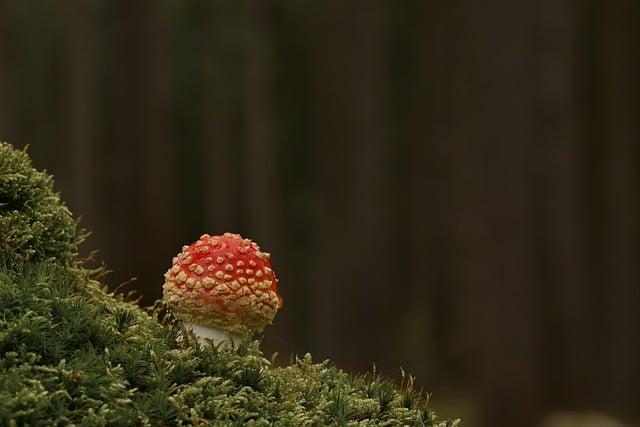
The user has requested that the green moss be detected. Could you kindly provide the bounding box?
[0,142,460,426]
[0,263,459,426]
[0,142,85,266]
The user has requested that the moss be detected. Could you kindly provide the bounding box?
[0,263,459,426]
[0,142,460,426]
[0,142,85,266]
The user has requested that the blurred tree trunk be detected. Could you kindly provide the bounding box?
[600,0,640,415]
[64,0,99,238]
[245,0,279,246]
[446,2,542,425]
[104,0,175,300]
[533,0,592,410]
[310,0,391,370]
[244,0,290,346]
[0,2,8,138]
[406,2,456,383]
[202,1,242,233]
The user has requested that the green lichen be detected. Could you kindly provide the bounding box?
[0,142,460,426]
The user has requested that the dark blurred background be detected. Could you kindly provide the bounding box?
[1,1,639,426]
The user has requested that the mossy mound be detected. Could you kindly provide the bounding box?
[0,142,460,426]
[0,263,457,426]
[0,143,85,266]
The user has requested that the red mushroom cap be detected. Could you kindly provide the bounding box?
[163,233,283,335]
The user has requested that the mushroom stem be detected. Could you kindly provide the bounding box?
[184,322,243,348]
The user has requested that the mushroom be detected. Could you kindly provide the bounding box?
[162,232,283,347]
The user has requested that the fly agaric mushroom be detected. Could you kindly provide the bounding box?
[163,232,283,346]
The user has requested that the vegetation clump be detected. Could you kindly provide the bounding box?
[0,143,85,265]
[0,142,460,426]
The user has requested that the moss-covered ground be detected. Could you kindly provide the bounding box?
[0,142,460,426]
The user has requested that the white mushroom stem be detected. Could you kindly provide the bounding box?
[184,322,243,348]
